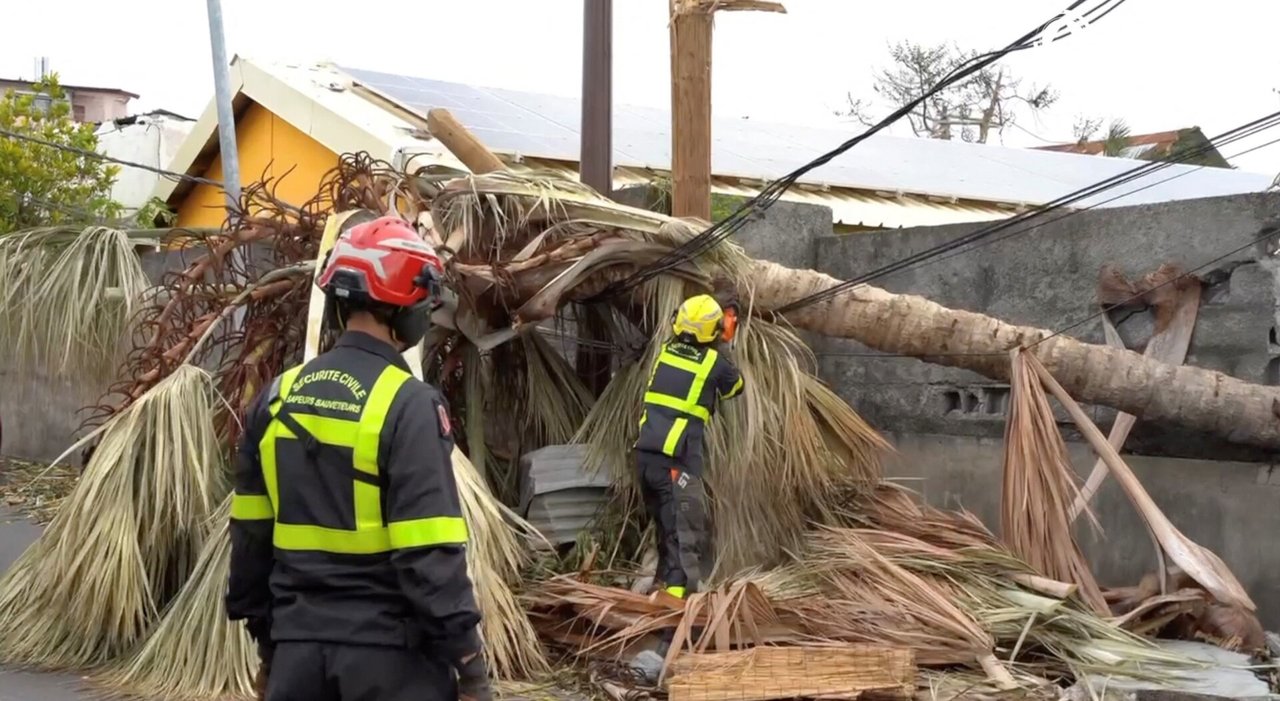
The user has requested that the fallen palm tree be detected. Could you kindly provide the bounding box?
[0,138,1265,700]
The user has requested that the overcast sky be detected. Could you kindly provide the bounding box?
[4,1,1279,175]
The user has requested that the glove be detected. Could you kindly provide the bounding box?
[247,619,273,701]
[456,650,494,701]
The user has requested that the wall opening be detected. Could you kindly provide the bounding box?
[983,387,1011,415]
[941,389,961,413]
[1268,357,1280,386]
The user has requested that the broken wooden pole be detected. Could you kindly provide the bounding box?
[669,0,714,221]
[427,108,506,174]
[667,1,786,221]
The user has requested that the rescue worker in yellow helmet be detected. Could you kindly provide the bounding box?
[633,293,744,600]
[226,217,492,701]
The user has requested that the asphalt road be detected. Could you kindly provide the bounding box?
[0,507,93,701]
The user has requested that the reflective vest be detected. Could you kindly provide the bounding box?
[634,342,743,463]
[230,363,468,555]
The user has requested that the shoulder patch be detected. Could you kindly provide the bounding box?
[435,402,452,438]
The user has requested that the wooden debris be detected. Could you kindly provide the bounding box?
[665,644,914,701]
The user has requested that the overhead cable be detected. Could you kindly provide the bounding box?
[773,110,1280,314]
[596,0,1131,299]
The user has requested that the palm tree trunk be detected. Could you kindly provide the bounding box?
[751,260,1280,450]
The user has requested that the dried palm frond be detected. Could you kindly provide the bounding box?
[430,169,752,333]
[1025,352,1256,612]
[0,226,150,381]
[790,526,1199,681]
[452,447,550,680]
[1000,350,1108,616]
[0,365,224,669]
[799,526,996,666]
[93,496,257,700]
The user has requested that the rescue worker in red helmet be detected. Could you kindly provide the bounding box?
[226,216,492,701]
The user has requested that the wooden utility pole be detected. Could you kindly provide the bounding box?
[668,0,785,220]
[580,0,614,196]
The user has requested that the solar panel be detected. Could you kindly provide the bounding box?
[340,65,1272,208]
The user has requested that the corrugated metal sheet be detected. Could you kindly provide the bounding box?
[342,65,1272,212]
[518,444,611,548]
[519,158,1014,231]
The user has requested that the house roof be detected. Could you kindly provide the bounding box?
[342,66,1272,209]
[0,77,139,100]
[156,59,1274,231]
[1033,127,1227,163]
[154,59,450,208]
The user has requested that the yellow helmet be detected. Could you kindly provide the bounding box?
[671,294,724,344]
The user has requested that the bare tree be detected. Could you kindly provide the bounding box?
[846,41,1057,144]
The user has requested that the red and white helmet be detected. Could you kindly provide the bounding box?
[317,216,444,308]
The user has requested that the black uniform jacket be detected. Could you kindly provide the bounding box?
[634,339,745,473]
[226,331,481,663]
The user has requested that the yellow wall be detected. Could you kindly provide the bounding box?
[176,102,339,228]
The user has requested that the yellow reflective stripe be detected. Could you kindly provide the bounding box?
[684,348,718,408]
[389,516,469,549]
[274,523,392,555]
[259,365,303,513]
[353,366,411,530]
[665,585,686,599]
[663,417,688,455]
[354,366,411,476]
[272,413,360,447]
[722,375,744,399]
[231,493,274,520]
[643,392,711,421]
[656,350,705,374]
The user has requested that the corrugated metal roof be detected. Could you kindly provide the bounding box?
[518,158,1015,231]
[341,65,1272,211]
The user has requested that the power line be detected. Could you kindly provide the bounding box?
[0,127,223,189]
[595,0,1131,299]
[772,110,1280,315]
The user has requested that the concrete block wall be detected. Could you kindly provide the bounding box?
[677,190,1280,626]
[816,192,1280,462]
[885,433,1280,628]
[1,243,274,464]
